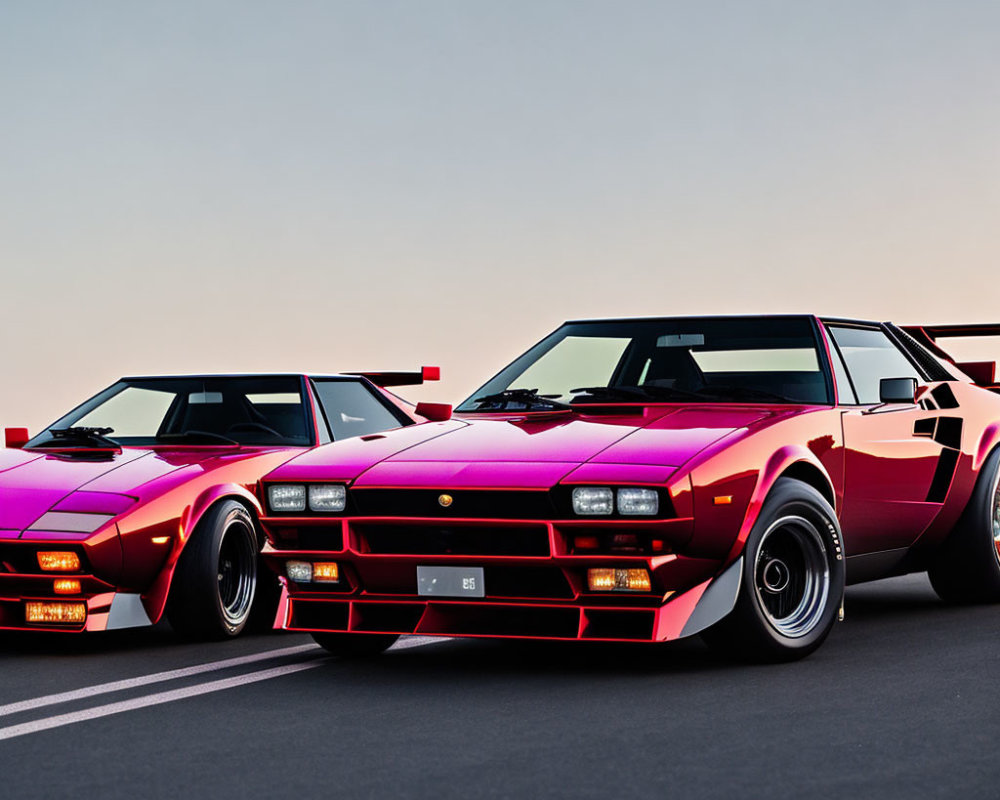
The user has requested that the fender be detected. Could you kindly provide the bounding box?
[722,445,835,565]
[975,422,1000,470]
[140,483,264,624]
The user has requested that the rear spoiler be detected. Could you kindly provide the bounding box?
[902,324,1000,386]
[347,366,441,388]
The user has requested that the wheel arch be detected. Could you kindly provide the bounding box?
[723,446,837,564]
[142,485,265,624]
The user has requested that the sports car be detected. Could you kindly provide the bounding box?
[258,316,1000,660]
[0,367,442,637]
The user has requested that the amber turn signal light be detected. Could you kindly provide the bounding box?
[25,601,86,624]
[37,551,81,572]
[587,568,652,592]
[53,579,82,594]
[312,562,340,583]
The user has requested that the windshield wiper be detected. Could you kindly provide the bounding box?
[46,426,120,448]
[570,385,706,403]
[157,430,240,445]
[471,388,570,411]
[693,385,797,403]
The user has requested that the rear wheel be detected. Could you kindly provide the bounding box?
[167,500,259,638]
[311,632,399,657]
[928,447,1000,603]
[702,478,845,662]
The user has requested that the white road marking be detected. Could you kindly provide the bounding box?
[0,643,321,718]
[0,660,326,742]
[0,635,451,741]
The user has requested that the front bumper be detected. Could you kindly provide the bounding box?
[262,515,739,643]
[0,539,149,632]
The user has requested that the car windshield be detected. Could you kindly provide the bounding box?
[457,317,833,411]
[26,376,312,448]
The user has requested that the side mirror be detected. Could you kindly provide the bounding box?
[415,402,453,422]
[5,427,29,449]
[879,377,917,404]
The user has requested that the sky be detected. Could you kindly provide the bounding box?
[2,1,1000,431]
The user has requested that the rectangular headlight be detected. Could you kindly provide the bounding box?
[308,484,346,512]
[268,484,306,513]
[286,560,313,582]
[572,487,614,515]
[25,601,87,624]
[617,488,659,515]
[37,551,82,572]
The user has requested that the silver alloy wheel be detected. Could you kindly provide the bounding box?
[753,515,830,638]
[217,518,256,626]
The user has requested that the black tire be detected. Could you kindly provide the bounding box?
[702,478,845,662]
[167,500,259,639]
[311,632,400,657]
[928,447,1000,603]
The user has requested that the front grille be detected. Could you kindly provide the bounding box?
[354,523,551,557]
[350,489,557,519]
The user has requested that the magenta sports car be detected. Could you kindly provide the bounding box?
[258,316,1000,660]
[0,368,442,637]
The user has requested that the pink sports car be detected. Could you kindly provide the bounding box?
[258,316,1000,660]
[0,368,439,637]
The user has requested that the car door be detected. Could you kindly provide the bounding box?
[827,324,946,555]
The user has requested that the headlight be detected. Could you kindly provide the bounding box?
[572,487,614,515]
[268,484,306,513]
[286,560,313,582]
[308,484,346,512]
[617,488,659,515]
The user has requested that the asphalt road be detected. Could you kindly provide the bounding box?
[0,573,996,800]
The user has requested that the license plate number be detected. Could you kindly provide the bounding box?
[417,566,485,598]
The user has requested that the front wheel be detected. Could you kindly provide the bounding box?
[702,478,845,662]
[311,632,400,657]
[167,500,259,639]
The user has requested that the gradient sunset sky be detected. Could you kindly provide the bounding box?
[2,1,999,430]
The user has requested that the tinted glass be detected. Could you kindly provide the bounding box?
[458,317,832,410]
[828,326,920,404]
[28,376,311,447]
[313,380,405,440]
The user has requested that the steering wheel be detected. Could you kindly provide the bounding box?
[226,422,283,438]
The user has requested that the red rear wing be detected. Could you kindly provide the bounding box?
[903,324,1000,387]
[347,366,441,387]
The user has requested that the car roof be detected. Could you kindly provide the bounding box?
[117,373,360,381]
[562,313,883,326]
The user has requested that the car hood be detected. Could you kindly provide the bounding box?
[0,446,269,535]
[271,407,775,489]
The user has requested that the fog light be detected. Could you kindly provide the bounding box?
[618,488,659,515]
[572,487,613,515]
[25,601,86,624]
[53,579,82,594]
[312,562,340,583]
[268,484,307,513]
[308,484,347,512]
[587,568,652,592]
[37,551,81,572]
[285,560,313,583]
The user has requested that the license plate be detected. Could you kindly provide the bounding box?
[417,566,485,598]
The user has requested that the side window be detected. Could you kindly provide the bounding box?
[828,326,921,404]
[312,380,405,440]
